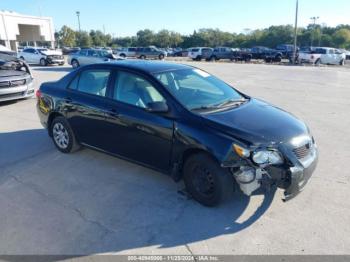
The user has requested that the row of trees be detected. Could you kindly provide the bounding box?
[56,24,350,49]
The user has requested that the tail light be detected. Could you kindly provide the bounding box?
[36,89,42,99]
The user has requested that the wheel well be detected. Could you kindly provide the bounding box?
[174,148,219,181]
[47,112,64,136]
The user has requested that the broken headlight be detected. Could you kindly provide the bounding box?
[252,150,283,165]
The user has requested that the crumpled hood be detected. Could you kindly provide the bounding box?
[41,50,62,56]
[200,98,308,145]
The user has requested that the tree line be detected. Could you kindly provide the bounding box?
[56,24,350,49]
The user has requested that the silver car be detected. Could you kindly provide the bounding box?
[67,49,120,68]
[0,53,34,102]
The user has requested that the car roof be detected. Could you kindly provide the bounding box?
[105,60,193,74]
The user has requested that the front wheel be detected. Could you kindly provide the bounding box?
[159,54,165,60]
[140,55,146,60]
[183,153,234,207]
[40,58,47,66]
[51,117,80,153]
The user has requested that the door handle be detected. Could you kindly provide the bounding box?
[106,108,119,117]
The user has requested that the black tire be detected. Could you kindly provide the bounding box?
[183,153,234,207]
[20,56,25,61]
[210,56,216,62]
[275,55,282,63]
[51,116,80,153]
[159,54,165,60]
[71,59,79,68]
[196,56,202,61]
[40,58,47,66]
[59,63,65,66]
[140,55,146,60]
[340,59,345,66]
[120,54,126,58]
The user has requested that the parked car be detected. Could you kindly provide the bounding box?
[204,47,253,62]
[0,52,34,102]
[251,46,283,62]
[36,60,318,206]
[339,49,350,60]
[18,47,65,66]
[115,47,137,58]
[231,48,253,62]
[298,47,346,65]
[173,49,188,57]
[67,48,121,68]
[136,47,167,60]
[276,44,298,59]
[62,47,81,55]
[188,47,213,61]
[203,47,235,61]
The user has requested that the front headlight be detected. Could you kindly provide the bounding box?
[252,150,283,165]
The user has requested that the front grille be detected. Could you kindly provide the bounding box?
[48,55,63,59]
[0,81,10,88]
[293,143,312,159]
[0,91,25,99]
[0,79,26,88]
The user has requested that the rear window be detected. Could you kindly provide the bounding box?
[191,49,199,52]
[315,48,327,54]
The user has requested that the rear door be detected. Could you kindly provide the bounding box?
[64,67,113,149]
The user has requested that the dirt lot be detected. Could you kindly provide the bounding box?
[0,62,350,256]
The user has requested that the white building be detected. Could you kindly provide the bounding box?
[0,10,55,51]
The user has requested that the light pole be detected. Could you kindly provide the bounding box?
[292,0,299,64]
[310,16,319,47]
[76,11,81,47]
[76,11,81,32]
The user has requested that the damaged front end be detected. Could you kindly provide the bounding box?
[222,134,318,201]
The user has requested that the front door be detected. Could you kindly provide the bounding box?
[103,70,174,171]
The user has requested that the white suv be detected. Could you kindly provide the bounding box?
[18,47,65,66]
[188,47,213,61]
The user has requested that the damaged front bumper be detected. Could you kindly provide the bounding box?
[226,136,318,201]
[283,144,318,201]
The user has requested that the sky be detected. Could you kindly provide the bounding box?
[1,0,349,37]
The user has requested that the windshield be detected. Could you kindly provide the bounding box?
[154,68,244,111]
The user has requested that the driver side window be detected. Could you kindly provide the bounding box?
[113,71,165,109]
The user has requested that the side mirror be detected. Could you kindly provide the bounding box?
[146,101,169,113]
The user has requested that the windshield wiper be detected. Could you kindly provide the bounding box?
[191,98,247,112]
[191,105,220,111]
[215,98,246,108]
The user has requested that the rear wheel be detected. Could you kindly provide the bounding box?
[51,116,80,153]
[20,56,25,61]
[183,153,234,207]
[159,54,165,60]
[120,54,126,58]
[275,55,282,62]
[340,59,345,66]
[40,58,47,66]
[140,55,146,60]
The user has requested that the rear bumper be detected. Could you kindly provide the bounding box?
[284,146,318,201]
[0,82,34,102]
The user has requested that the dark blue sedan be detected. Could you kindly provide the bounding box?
[36,60,318,206]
